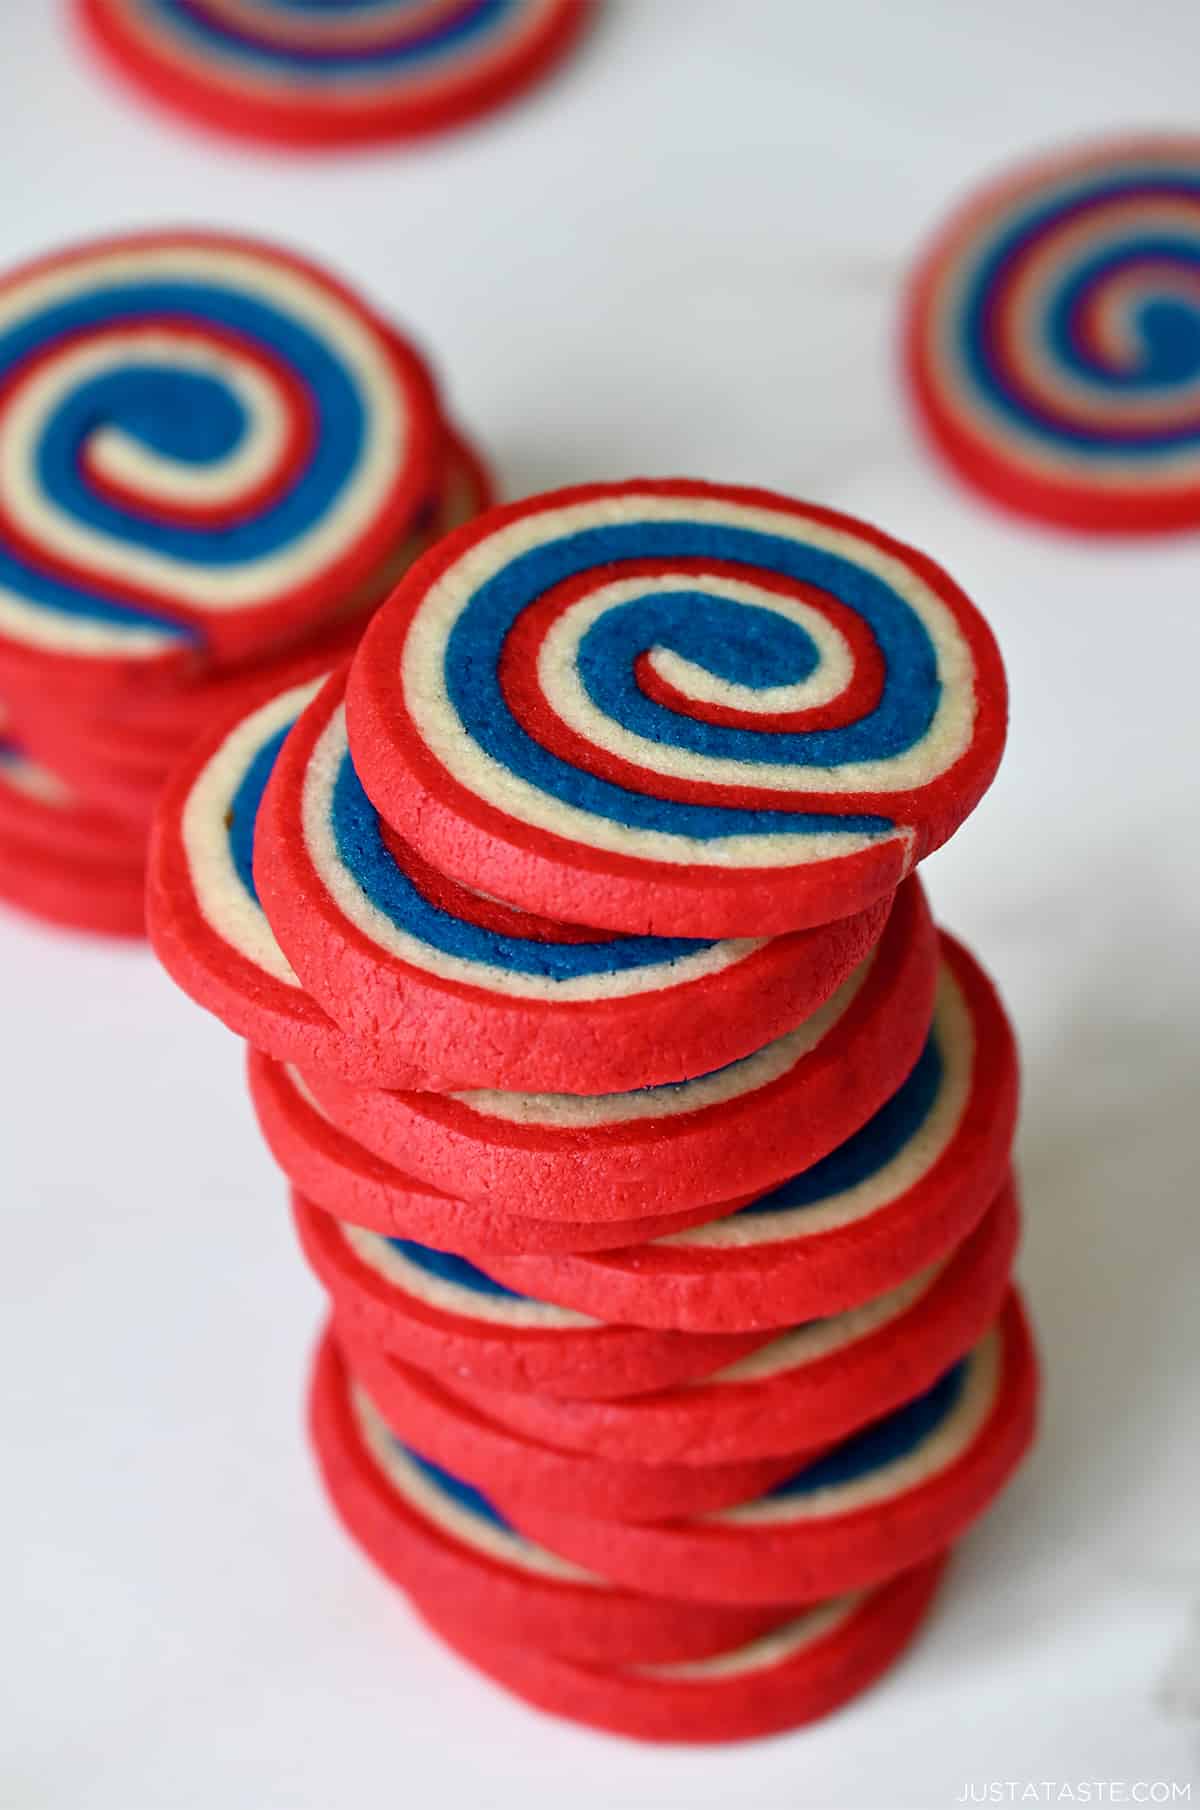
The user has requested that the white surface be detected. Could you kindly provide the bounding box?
[2,4,1199,1806]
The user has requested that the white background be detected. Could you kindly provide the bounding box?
[1,4,1198,1806]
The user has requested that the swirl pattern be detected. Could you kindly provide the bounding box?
[907,136,1200,531]
[347,480,1006,935]
[0,231,439,683]
[80,0,591,147]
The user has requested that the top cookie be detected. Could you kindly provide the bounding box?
[0,230,440,695]
[346,480,1007,936]
[79,0,592,150]
[906,136,1200,533]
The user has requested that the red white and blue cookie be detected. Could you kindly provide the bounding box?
[310,1327,796,1666]
[436,1183,1018,1467]
[301,875,938,1220]
[906,136,1200,534]
[254,665,895,1093]
[0,230,440,698]
[345,479,1007,936]
[79,0,593,151]
[482,932,1019,1330]
[502,1292,1037,1605]
[247,1052,750,1256]
[412,1555,946,1744]
[293,1191,771,1399]
[148,676,393,1081]
[334,1327,810,1522]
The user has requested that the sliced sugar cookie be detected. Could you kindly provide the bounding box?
[335,1326,811,1523]
[411,1554,946,1744]
[293,1190,771,1399]
[247,1050,753,1256]
[300,875,938,1220]
[906,135,1200,534]
[439,1183,1019,1467]
[345,478,1007,936]
[500,1291,1037,1605]
[255,664,895,1093]
[79,0,593,151]
[483,931,1019,1329]
[149,674,405,1082]
[0,229,440,698]
[309,1327,795,1667]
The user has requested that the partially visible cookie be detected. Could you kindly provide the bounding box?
[906,136,1200,533]
[0,230,440,699]
[293,1191,772,1400]
[247,1051,750,1255]
[79,0,593,150]
[335,1327,810,1523]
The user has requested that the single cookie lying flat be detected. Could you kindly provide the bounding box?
[906,136,1200,533]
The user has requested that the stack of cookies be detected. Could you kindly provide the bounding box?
[149,478,1038,1744]
[0,228,487,936]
